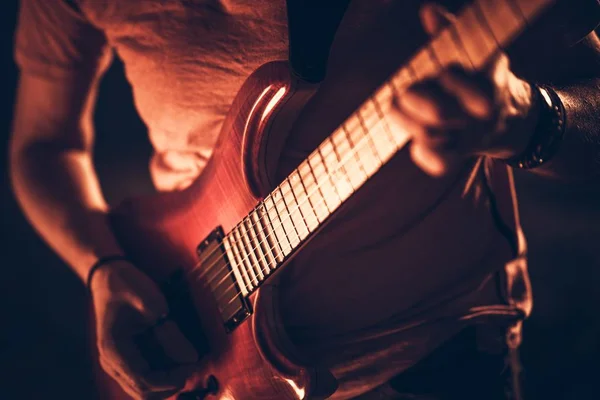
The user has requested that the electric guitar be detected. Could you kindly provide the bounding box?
[103,0,557,398]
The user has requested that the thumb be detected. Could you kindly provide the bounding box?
[420,3,455,36]
[127,290,169,325]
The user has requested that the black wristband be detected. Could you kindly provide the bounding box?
[503,84,567,169]
[87,255,130,291]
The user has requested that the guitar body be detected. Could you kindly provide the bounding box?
[103,61,333,400]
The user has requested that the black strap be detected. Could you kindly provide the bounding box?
[286,0,352,83]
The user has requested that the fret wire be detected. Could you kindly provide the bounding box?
[327,136,354,200]
[315,147,344,206]
[307,154,331,211]
[356,107,384,169]
[477,0,523,45]
[232,228,259,286]
[226,234,253,290]
[298,161,328,222]
[222,238,249,296]
[391,66,416,94]
[250,210,277,270]
[426,42,443,71]
[514,0,551,21]
[374,82,394,109]
[286,174,312,235]
[410,49,434,80]
[305,158,331,216]
[294,169,320,228]
[449,17,476,70]
[458,5,496,68]
[506,0,529,26]
[429,27,460,69]
[278,185,300,246]
[283,178,309,239]
[243,217,269,278]
[371,92,399,149]
[269,192,294,254]
[342,123,369,180]
[239,220,263,281]
[261,201,285,262]
[329,130,360,191]
[473,0,501,48]
[406,64,419,81]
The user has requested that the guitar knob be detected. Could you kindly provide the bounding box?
[177,375,219,400]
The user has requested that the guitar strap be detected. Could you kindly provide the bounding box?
[285,0,352,83]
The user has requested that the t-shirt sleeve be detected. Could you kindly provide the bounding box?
[14,0,110,80]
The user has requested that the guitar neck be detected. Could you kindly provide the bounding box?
[219,0,553,297]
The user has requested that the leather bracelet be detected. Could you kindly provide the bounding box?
[87,255,131,291]
[503,84,567,169]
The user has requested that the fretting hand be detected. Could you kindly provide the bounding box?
[390,3,539,177]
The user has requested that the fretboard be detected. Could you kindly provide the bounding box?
[221,0,553,297]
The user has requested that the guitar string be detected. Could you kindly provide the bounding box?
[199,103,404,305]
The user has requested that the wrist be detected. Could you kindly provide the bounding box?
[87,255,135,295]
[505,82,542,159]
[502,84,567,169]
[487,81,540,160]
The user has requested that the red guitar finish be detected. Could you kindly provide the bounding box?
[101,61,333,400]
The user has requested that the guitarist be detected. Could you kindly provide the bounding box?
[9,0,600,398]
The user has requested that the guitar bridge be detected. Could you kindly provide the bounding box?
[197,226,252,332]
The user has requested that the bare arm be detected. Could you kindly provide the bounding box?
[9,67,123,282]
[10,62,196,400]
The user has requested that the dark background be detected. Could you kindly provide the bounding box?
[1,1,599,399]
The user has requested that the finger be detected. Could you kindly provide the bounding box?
[126,292,169,325]
[410,141,461,177]
[420,2,454,36]
[439,67,495,120]
[100,356,144,399]
[485,52,511,90]
[390,105,462,152]
[154,320,199,364]
[397,80,470,129]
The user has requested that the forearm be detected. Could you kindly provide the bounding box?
[10,143,123,284]
[529,78,600,180]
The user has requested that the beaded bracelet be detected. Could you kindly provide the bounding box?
[87,255,131,291]
[503,84,567,169]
